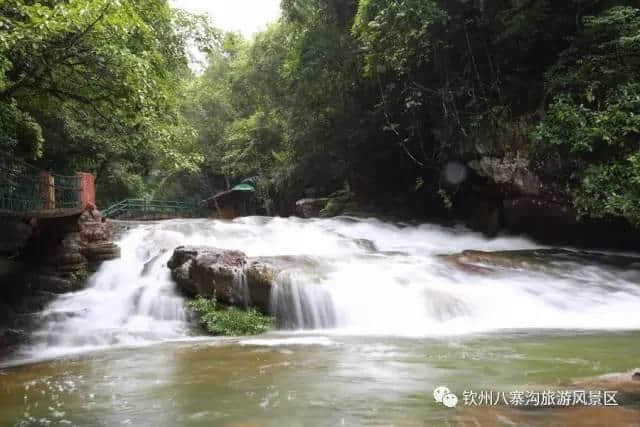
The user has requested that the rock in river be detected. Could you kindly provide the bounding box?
[295,198,329,218]
[440,249,640,276]
[168,246,316,313]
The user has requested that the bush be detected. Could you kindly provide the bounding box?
[320,188,355,217]
[187,296,274,336]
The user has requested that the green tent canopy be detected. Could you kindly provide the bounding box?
[232,183,256,192]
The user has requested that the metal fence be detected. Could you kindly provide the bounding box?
[54,174,83,209]
[0,156,83,213]
[102,199,202,219]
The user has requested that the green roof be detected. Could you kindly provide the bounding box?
[232,183,256,192]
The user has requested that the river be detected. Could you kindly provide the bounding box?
[1,217,639,426]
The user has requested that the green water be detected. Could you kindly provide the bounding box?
[1,331,639,426]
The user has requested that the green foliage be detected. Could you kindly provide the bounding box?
[320,188,354,217]
[190,8,363,206]
[0,0,213,199]
[222,111,286,178]
[188,296,274,336]
[4,0,638,227]
[0,100,43,160]
[353,0,445,75]
[534,7,640,224]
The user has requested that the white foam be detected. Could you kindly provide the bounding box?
[239,336,335,346]
[16,216,640,361]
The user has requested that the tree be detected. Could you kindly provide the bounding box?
[0,0,214,202]
[534,6,640,224]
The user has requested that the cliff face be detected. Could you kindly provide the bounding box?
[0,209,120,357]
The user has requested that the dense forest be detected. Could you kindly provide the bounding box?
[2,0,640,239]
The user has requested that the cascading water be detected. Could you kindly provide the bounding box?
[20,216,640,360]
[22,225,192,360]
[270,271,337,329]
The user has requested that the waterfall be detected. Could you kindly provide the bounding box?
[18,216,640,360]
[270,271,336,329]
[22,226,191,360]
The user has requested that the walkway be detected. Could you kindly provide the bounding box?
[102,199,201,219]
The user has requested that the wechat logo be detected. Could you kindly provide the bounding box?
[434,386,459,408]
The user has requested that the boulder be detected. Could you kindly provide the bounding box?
[441,249,640,276]
[295,198,329,218]
[245,259,277,312]
[441,249,554,273]
[468,156,543,197]
[168,246,249,305]
[167,247,321,313]
[246,255,324,312]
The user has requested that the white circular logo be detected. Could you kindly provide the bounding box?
[442,392,459,408]
[433,386,450,403]
[434,386,458,408]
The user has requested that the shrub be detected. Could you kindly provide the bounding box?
[187,296,274,336]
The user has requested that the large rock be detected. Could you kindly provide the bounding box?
[468,156,543,197]
[464,156,640,248]
[295,198,329,218]
[168,246,266,311]
[19,209,122,291]
[167,246,317,313]
[464,155,574,239]
[441,249,640,276]
[245,259,277,313]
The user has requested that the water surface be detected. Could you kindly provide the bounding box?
[2,217,639,426]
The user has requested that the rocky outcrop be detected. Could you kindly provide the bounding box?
[168,246,246,301]
[461,155,640,249]
[24,209,121,291]
[469,155,544,197]
[441,249,640,276]
[168,246,315,313]
[245,259,278,313]
[78,210,121,265]
[1,209,121,296]
[460,155,571,239]
[0,209,121,357]
[295,198,329,218]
